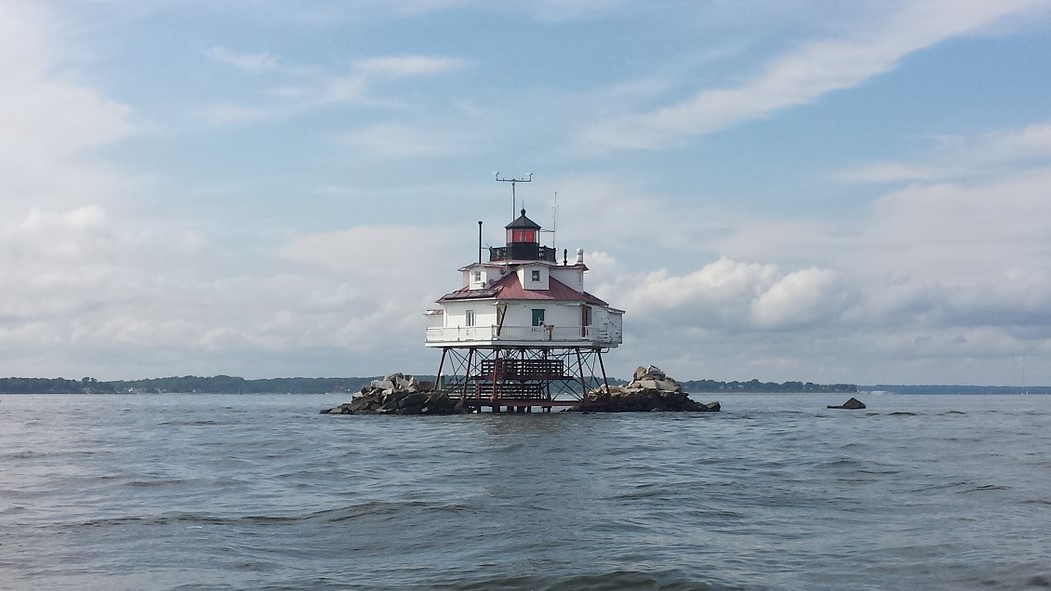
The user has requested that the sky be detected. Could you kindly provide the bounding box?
[3,0,1051,386]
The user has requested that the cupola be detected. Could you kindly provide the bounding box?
[506,208,539,245]
[490,209,555,262]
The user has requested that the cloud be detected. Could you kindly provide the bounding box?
[0,10,495,379]
[0,2,136,210]
[0,4,142,342]
[3,0,1049,385]
[375,0,627,21]
[0,206,115,310]
[750,267,840,329]
[602,256,841,335]
[575,138,1051,382]
[0,212,464,377]
[602,257,796,329]
[983,121,1051,161]
[514,0,628,22]
[859,167,1051,279]
[718,163,1051,331]
[585,0,1049,150]
[201,48,467,114]
[210,46,279,72]
[335,123,454,158]
[837,121,1051,183]
[352,55,465,78]
[320,54,467,103]
[540,176,723,261]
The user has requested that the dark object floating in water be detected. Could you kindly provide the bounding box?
[827,397,866,410]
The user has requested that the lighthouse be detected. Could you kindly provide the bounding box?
[425,191,624,412]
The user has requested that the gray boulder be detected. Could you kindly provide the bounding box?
[574,365,720,412]
[321,372,464,415]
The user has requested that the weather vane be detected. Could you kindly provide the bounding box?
[494,172,533,219]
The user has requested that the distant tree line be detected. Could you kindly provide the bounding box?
[0,377,87,393]
[101,375,379,394]
[1,375,858,394]
[680,379,857,393]
[863,384,1048,395]
[0,376,376,394]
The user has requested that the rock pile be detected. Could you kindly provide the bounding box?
[576,365,720,412]
[320,373,463,415]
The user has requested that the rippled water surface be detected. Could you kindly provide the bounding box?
[2,393,1050,590]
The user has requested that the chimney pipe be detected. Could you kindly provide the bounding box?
[576,248,584,265]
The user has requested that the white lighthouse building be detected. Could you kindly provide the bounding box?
[426,204,623,412]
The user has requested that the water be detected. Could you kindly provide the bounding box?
[2,393,1050,590]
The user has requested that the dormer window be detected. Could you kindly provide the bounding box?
[531,270,541,282]
[473,271,482,282]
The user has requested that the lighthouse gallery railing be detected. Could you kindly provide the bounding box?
[426,324,613,344]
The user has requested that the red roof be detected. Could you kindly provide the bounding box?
[438,272,608,306]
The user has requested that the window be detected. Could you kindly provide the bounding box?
[465,310,475,327]
[512,229,536,242]
[531,269,541,282]
[473,271,482,282]
[531,308,545,327]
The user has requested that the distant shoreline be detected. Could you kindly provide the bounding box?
[859,385,1050,395]
[3,375,855,394]
[1,376,1045,395]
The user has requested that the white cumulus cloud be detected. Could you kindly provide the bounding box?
[750,267,840,329]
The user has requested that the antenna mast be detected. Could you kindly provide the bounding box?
[552,191,558,251]
[539,191,558,250]
[495,172,533,219]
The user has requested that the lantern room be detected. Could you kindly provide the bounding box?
[490,209,556,263]
[507,209,538,244]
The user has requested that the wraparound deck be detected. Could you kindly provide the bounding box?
[425,324,621,347]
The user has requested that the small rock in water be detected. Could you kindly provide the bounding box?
[827,397,866,410]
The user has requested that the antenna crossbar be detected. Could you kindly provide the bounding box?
[495,172,533,219]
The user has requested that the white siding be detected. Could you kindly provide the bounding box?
[442,301,496,328]
[430,259,621,347]
[549,266,584,292]
[517,264,549,290]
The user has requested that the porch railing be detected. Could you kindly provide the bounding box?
[426,324,605,343]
